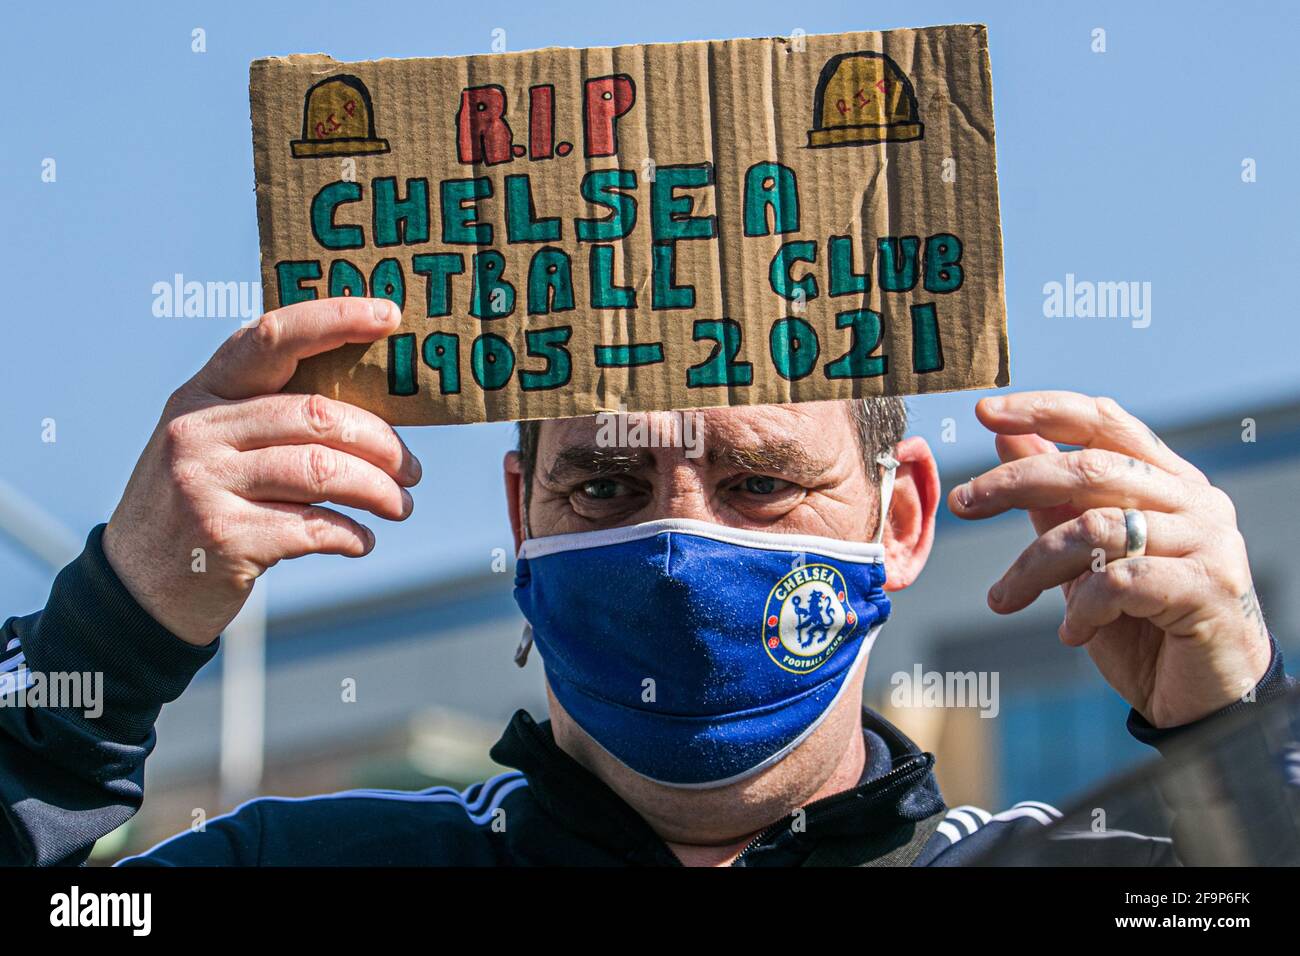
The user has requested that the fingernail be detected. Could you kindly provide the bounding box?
[954,482,972,508]
[400,488,414,517]
[988,582,1005,605]
[363,526,376,551]
[407,454,423,484]
[983,396,1005,413]
[372,299,395,322]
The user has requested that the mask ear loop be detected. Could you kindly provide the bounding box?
[873,451,900,546]
[514,479,535,668]
[514,623,534,668]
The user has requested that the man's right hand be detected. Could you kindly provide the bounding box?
[102,298,421,646]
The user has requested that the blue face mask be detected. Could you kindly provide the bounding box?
[511,455,898,789]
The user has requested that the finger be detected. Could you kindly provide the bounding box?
[233,445,413,521]
[995,432,1056,463]
[248,503,377,562]
[989,508,1202,613]
[993,433,1077,536]
[950,448,1199,520]
[1058,556,1208,646]
[977,392,1209,485]
[206,393,421,486]
[193,298,401,400]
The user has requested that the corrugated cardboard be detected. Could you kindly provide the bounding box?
[249,23,1008,425]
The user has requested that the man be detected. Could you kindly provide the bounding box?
[0,298,1290,866]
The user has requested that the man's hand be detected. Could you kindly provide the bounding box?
[102,298,421,647]
[948,390,1270,729]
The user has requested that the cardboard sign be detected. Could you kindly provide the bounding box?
[249,23,1008,425]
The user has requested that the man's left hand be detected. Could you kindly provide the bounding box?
[949,390,1271,729]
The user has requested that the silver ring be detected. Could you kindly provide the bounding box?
[1123,508,1148,558]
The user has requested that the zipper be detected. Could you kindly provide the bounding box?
[729,753,933,866]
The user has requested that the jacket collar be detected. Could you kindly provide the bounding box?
[489,707,946,866]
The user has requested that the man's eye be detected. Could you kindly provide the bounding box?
[581,478,624,500]
[739,475,790,495]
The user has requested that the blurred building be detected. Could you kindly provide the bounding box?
[102,398,1299,860]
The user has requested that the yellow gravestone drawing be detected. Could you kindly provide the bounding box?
[290,74,391,159]
[808,51,923,148]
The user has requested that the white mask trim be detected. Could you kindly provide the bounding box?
[517,516,886,564]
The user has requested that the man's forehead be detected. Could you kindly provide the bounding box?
[535,402,858,469]
[541,401,850,443]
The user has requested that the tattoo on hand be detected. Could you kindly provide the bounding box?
[1239,588,1267,638]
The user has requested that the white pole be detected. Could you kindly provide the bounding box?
[219,582,267,807]
[0,478,81,571]
[0,475,267,811]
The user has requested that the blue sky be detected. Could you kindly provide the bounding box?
[2,0,1297,616]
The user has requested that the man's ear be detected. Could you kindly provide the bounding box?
[503,451,527,553]
[881,435,940,591]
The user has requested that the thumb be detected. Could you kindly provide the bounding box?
[194,297,400,400]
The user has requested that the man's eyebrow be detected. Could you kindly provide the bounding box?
[711,438,835,482]
[543,444,653,484]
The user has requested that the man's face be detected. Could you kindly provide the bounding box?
[502,399,939,847]
[526,400,877,542]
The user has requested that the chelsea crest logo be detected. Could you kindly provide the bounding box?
[762,564,858,673]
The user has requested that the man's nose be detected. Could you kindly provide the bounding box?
[612,411,720,524]
[646,477,716,522]
[644,454,719,524]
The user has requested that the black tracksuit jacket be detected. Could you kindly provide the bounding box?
[1,525,1294,866]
